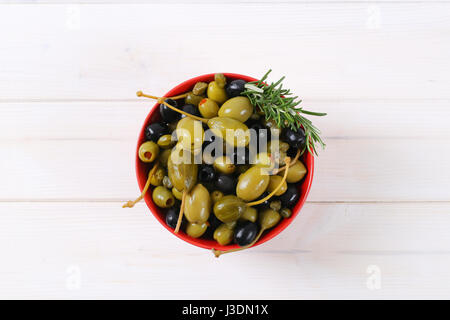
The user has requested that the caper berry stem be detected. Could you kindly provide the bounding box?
[212,228,265,258]
[246,157,291,207]
[174,190,187,233]
[137,91,208,123]
[272,149,300,175]
[123,163,159,208]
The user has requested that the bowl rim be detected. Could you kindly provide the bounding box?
[135,73,314,251]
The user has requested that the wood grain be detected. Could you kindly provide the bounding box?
[1,202,449,299]
[0,3,449,100]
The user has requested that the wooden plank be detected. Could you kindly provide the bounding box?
[1,99,450,140]
[0,139,449,201]
[0,4,449,100]
[1,202,449,299]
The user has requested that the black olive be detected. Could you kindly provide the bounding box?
[253,192,272,211]
[281,127,306,149]
[198,165,216,183]
[287,146,299,158]
[279,184,300,208]
[209,213,222,230]
[234,221,258,247]
[159,99,180,122]
[225,79,246,98]
[145,122,169,142]
[215,174,236,194]
[249,122,270,151]
[165,206,180,229]
[180,104,201,118]
[232,147,250,165]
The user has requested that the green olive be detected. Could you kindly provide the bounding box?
[184,184,211,224]
[207,117,250,147]
[213,195,247,223]
[270,200,281,212]
[280,208,292,218]
[185,92,205,106]
[226,220,237,229]
[213,223,234,245]
[157,134,175,149]
[162,176,173,189]
[176,117,204,151]
[186,222,208,238]
[281,161,307,183]
[240,207,258,223]
[259,209,281,230]
[158,149,172,167]
[167,151,198,192]
[193,82,208,96]
[207,81,227,104]
[172,187,183,200]
[267,175,287,196]
[214,73,227,89]
[236,166,270,201]
[138,141,160,163]
[218,97,253,123]
[152,186,175,208]
[213,156,235,174]
[211,190,224,204]
[198,98,219,119]
[150,167,165,186]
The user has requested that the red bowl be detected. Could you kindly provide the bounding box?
[135,73,314,252]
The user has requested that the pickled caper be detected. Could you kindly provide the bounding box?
[280,208,292,218]
[150,167,165,186]
[211,190,224,204]
[269,200,281,212]
[193,82,208,95]
[157,134,175,149]
[162,175,173,189]
[214,73,227,89]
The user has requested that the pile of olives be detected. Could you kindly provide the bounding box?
[125,74,308,257]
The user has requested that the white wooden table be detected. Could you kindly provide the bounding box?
[1,1,450,299]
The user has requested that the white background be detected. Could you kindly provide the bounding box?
[1,0,450,299]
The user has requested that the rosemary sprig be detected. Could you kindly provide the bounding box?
[241,69,327,156]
